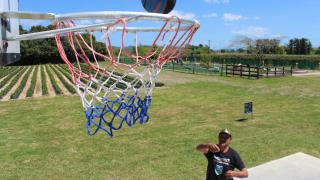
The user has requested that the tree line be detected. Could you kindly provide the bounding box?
[18,25,320,66]
[19,25,108,65]
[225,36,319,55]
[19,25,168,65]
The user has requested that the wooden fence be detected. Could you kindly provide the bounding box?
[224,64,293,79]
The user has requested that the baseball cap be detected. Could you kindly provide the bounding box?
[219,129,232,138]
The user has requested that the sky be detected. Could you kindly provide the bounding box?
[18,0,320,49]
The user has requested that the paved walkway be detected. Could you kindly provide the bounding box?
[293,71,320,77]
[235,152,320,180]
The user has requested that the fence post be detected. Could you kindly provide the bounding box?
[248,65,251,79]
[226,64,228,76]
[221,63,223,76]
[282,67,285,77]
[193,63,195,74]
[291,66,293,76]
[240,65,243,77]
[232,64,235,76]
[257,66,260,79]
[274,67,277,77]
[267,67,269,78]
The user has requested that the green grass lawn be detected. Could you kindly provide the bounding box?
[1,72,320,179]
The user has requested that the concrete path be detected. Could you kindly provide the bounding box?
[235,152,320,180]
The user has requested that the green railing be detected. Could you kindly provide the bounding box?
[162,62,222,75]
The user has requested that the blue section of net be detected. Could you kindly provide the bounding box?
[84,94,152,137]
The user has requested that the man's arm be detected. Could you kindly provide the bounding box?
[196,144,209,153]
[226,168,248,179]
[226,150,248,179]
[196,143,220,154]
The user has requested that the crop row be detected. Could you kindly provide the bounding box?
[0,67,28,99]
[0,67,24,88]
[0,64,165,100]
[50,65,76,94]
[79,64,127,89]
[26,66,39,97]
[10,67,34,99]
[58,64,96,90]
[41,65,49,96]
[45,65,62,95]
[56,65,74,84]
[0,67,13,79]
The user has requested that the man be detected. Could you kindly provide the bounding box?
[196,129,248,180]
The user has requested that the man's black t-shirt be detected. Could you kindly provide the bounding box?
[204,147,245,180]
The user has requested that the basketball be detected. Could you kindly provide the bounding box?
[141,0,176,14]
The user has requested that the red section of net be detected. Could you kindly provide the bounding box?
[54,16,198,84]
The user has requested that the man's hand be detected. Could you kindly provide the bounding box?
[196,143,220,154]
[208,143,220,153]
[226,170,235,179]
[226,169,248,179]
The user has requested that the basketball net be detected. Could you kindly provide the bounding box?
[54,14,198,136]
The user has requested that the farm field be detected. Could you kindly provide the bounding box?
[0,64,77,101]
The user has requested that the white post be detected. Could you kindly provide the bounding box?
[0,0,20,66]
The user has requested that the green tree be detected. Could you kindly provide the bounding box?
[314,47,320,55]
[286,38,312,55]
[275,46,286,55]
[255,39,280,54]
[19,25,110,65]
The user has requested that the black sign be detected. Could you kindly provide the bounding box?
[244,102,253,115]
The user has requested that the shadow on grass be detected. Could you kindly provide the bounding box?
[235,118,248,122]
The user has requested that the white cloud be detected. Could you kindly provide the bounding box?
[271,34,288,40]
[253,16,261,20]
[170,10,196,19]
[204,0,230,4]
[203,13,218,18]
[232,26,269,37]
[223,13,243,22]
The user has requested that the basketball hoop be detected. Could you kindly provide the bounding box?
[4,11,200,137]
